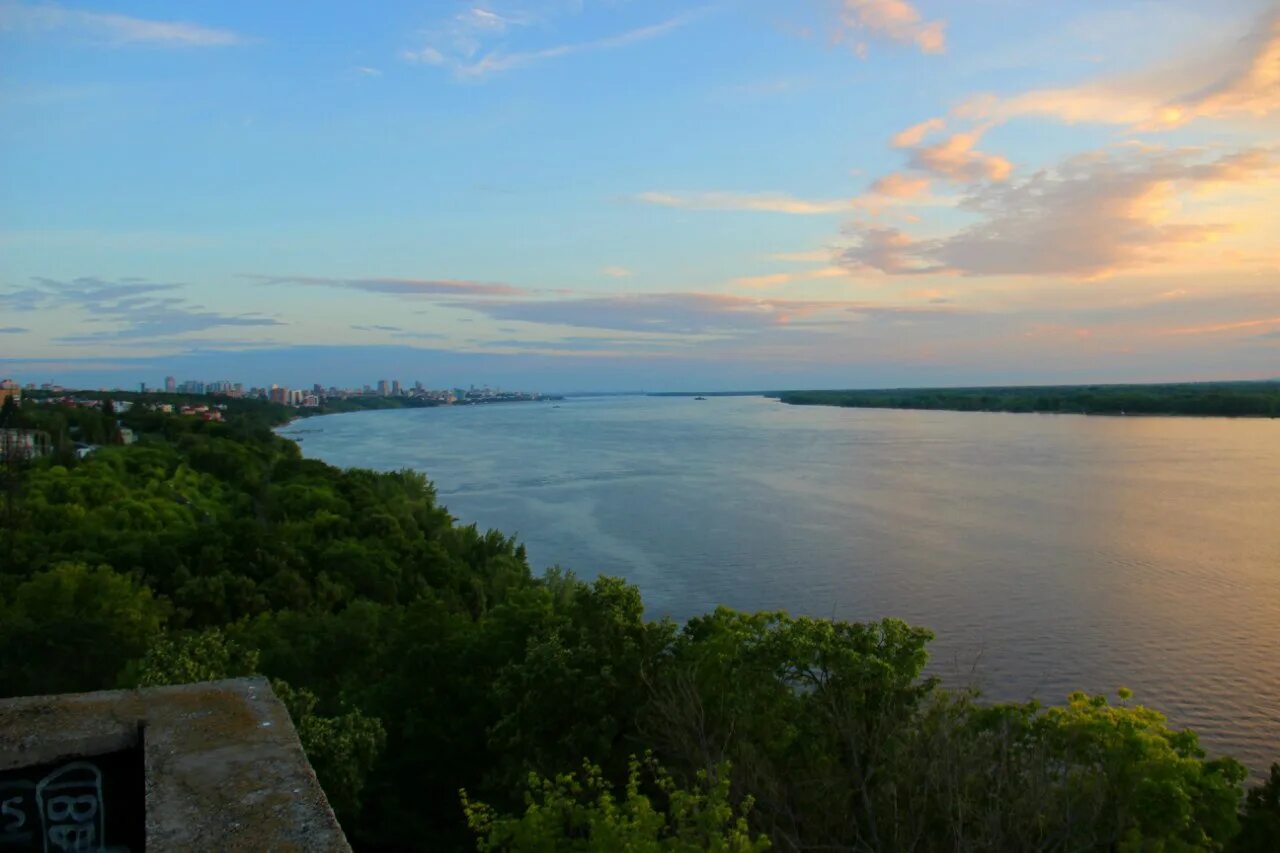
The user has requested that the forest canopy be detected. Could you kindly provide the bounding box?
[1,393,1276,851]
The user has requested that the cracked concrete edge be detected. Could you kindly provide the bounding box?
[0,677,351,851]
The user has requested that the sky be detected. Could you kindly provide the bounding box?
[1,0,1278,391]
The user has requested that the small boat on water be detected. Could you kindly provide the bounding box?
[694,396,708,401]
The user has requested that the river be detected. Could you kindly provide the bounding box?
[283,394,1280,775]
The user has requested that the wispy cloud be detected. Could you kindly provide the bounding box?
[0,1,249,46]
[1160,316,1280,337]
[403,7,704,79]
[635,191,856,215]
[734,267,849,289]
[0,326,28,333]
[449,291,955,335]
[350,324,404,332]
[960,7,1280,130]
[250,274,525,298]
[0,276,283,342]
[349,323,445,341]
[767,249,836,263]
[891,117,945,148]
[601,266,633,279]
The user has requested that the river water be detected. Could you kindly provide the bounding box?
[283,395,1280,775]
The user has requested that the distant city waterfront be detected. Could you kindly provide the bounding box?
[287,394,1280,778]
[7,375,549,409]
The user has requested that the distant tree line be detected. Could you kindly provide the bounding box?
[1,393,1277,850]
[771,381,1280,417]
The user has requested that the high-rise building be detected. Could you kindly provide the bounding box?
[269,385,288,404]
[377,379,390,396]
[140,382,147,393]
[165,376,176,393]
[391,380,402,396]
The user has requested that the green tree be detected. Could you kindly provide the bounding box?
[1233,764,1280,852]
[272,679,386,825]
[462,756,769,852]
[128,627,260,687]
[0,563,168,696]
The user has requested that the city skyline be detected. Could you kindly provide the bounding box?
[2,0,1279,390]
[9,374,527,396]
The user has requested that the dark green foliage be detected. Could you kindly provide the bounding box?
[462,756,770,851]
[271,679,387,824]
[1235,765,1280,852]
[773,380,1280,417]
[0,563,167,695]
[1,392,1274,851]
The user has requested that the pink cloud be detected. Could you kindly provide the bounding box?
[963,8,1280,131]
[843,145,1277,279]
[835,0,946,55]
[908,127,1012,183]
[635,191,854,215]
[891,117,946,148]
[869,172,931,198]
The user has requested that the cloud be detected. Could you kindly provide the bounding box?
[449,291,953,334]
[842,227,945,275]
[868,172,930,198]
[842,145,1278,278]
[635,191,855,215]
[0,326,28,333]
[638,178,948,220]
[451,292,843,333]
[349,323,446,340]
[767,249,835,263]
[963,8,1280,130]
[1160,316,1280,336]
[891,117,945,148]
[250,274,525,298]
[906,125,1012,183]
[1183,10,1280,124]
[601,266,633,278]
[2,277,178,312]
[404,7,703,79]
[74,335,291,351]
[0,1,248,46]
[0,276,284,342]
[734,273,796,289]
[734,267,848,289]
[833,0,946,55]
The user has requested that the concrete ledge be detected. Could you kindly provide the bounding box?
[0,677,349,851]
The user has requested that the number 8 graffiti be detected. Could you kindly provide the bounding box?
[35,762,104,853]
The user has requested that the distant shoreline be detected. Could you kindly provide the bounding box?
[765,381,1280,419]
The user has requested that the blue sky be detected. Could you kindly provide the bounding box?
[2,0,1278,390]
